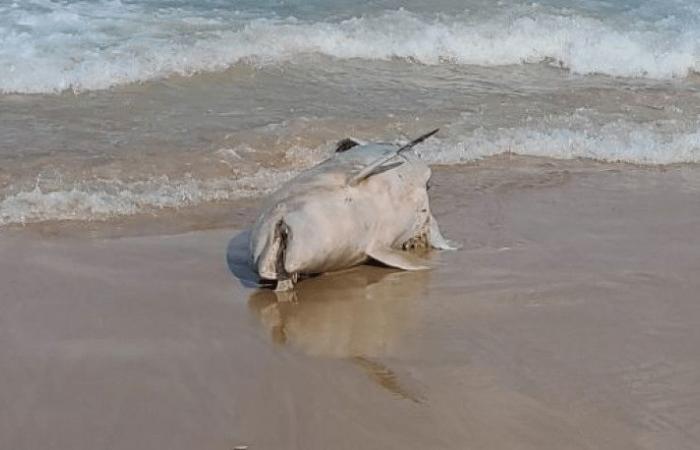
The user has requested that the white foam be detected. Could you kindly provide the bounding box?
[3,118,698,225]
[0,169,297,226]
[2,3,698,93]
[416,120,700,165]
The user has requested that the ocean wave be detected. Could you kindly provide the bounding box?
[0,169,296,226]
[2,120,698,225]
[417,120,700,165]
[1,3,698,93]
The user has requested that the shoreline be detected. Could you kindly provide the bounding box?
[4,154,699,238]
[3,157,700,449]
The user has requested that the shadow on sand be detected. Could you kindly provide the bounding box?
[225,229,262,288]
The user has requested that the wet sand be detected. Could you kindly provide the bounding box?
[2,157,700,450]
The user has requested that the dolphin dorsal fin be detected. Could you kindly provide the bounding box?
[346,128,439,186]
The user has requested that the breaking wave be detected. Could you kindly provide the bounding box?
[417,120,700,166]
[2,2,699,93]
[2,119,698,225]
[0,169,297,226]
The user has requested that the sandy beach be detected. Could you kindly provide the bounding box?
[2,157,699,450]
[3,1,700,448]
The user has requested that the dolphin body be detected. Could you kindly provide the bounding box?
[249,129,457,291]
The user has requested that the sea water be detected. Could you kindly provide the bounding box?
[1,0,699,224]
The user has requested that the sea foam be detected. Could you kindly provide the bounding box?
[2,119,698,225]
[417,120,700,166]
[0,169,297,226]
[1,2,698,93]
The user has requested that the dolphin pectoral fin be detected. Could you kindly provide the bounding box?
[348,159,405,186]
[367,247,431,271]
[346,129,439,186]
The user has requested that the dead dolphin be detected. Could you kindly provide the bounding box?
[249,129,457,291]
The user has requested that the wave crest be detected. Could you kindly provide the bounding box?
[1,5,698,93]
[418,120,700,165]
[0,170,296,226]
[2,119,698,225]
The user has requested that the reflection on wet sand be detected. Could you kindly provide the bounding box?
[248,266,430,401]
[248,266,429,357]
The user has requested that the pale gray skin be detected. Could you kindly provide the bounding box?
[249,140,456,291]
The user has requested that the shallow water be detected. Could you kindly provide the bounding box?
[1,0,699,225]
[3,160,700,449]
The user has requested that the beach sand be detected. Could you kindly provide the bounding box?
[2,157,700,450]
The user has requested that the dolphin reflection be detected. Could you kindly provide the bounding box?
[248,266,430,402]
[248,266,429,359]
